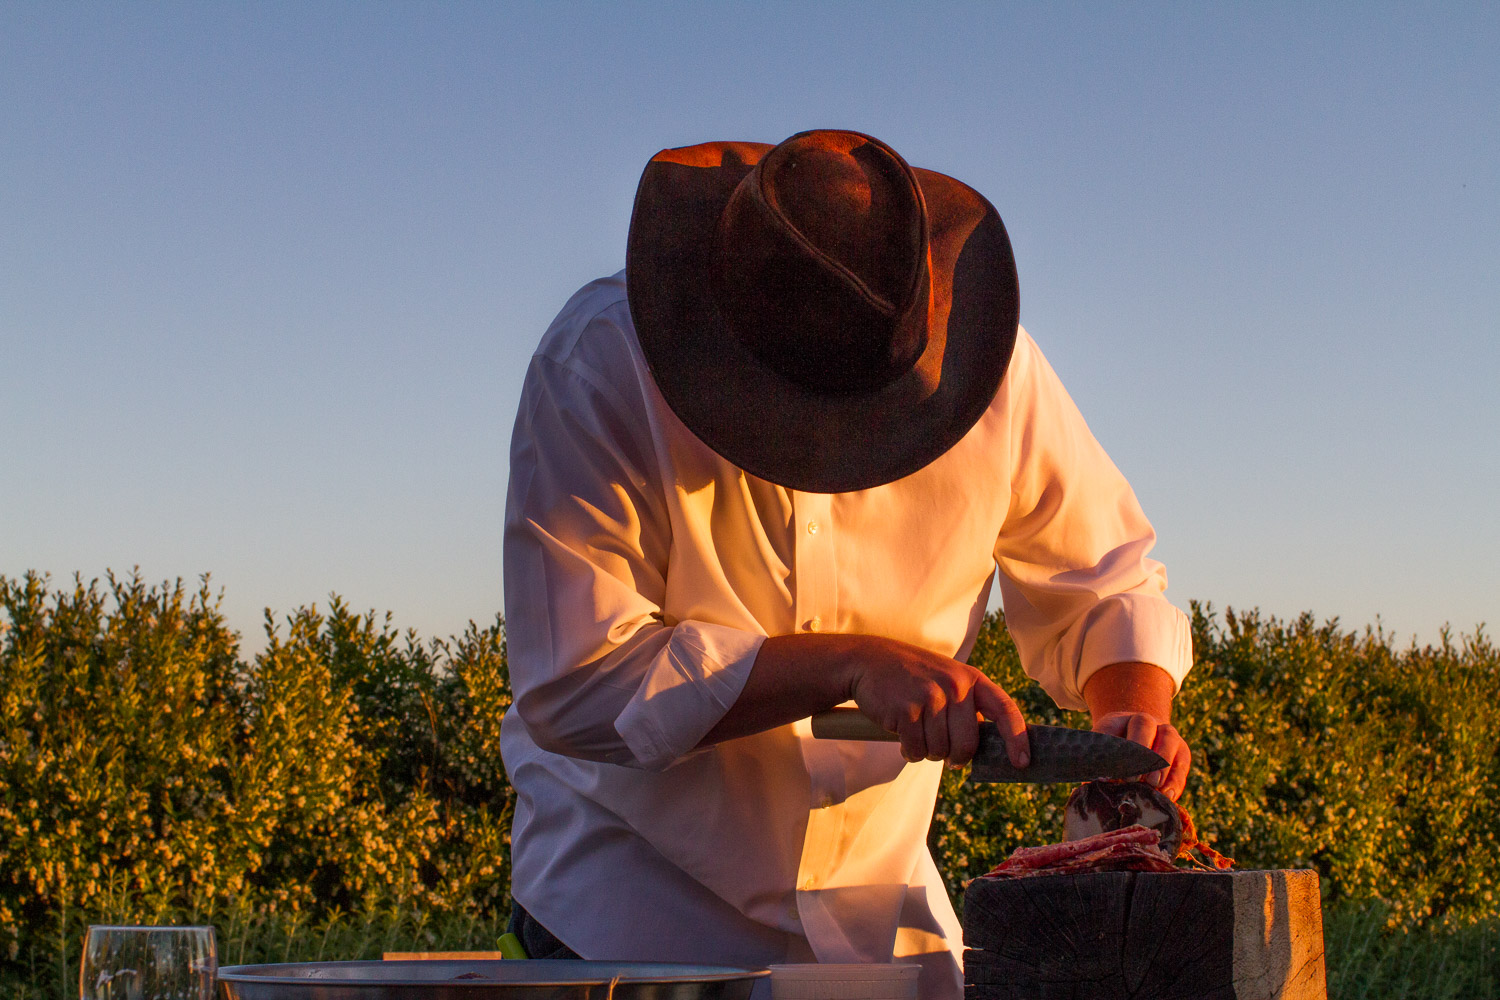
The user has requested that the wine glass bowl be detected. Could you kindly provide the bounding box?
[81,925,217,1000]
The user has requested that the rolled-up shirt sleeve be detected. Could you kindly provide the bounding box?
[993,332,1192,712]
[504,342,764,771]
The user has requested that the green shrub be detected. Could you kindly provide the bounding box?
[0,572,513,996]
[3,572,1496,998]
[931,604,1500,930]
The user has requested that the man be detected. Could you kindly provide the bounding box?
[500,130,1192,997]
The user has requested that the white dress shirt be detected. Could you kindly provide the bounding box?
[500,272,1191,999]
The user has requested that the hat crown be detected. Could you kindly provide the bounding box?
[712,131,931,395]
[625,127,1019,492]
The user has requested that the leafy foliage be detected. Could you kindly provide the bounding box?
[931,603,1500,932]
[2,573,1496,998]
[0,572,512,995]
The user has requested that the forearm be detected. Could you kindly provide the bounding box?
[1082,661,1176,724]
[698,633,865,746]
[699,631,1030,769]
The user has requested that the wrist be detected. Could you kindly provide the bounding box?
[755,632,876,708]
[834,632,912,704]
[828,632,882,704]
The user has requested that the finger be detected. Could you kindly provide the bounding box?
[1125,712,1157,752]
[1094,713,1129,738]
[973,678,1029,768]
[1146,723,1177,789]
[897,709,926,763]
[1121,713,1163,784]
[1162,734,1192,801]
[923,694,951,762]
[946,690,980,768]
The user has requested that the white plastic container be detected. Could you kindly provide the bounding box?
[767,963,921,1000]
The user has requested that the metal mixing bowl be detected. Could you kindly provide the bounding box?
[217,960,768,1000]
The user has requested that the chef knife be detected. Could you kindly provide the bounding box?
[809,707,1167,784]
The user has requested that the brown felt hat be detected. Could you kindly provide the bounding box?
[626,129,1019,493]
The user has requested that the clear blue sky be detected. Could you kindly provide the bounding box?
[3,3,1496,656]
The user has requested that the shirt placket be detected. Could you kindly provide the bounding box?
[790,491,847,938]
[792,490,836,638]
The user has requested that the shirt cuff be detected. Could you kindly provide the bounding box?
[1058,594,1193,711]
[614,621,767,771]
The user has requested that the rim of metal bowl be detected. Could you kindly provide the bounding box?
[217,960,770,988]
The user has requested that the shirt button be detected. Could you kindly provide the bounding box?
[806,520,820,535]
[806,616,823,632]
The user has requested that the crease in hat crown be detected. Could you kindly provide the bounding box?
[710,130,933,396]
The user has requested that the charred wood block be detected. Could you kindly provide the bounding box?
[963,869,1326,1000]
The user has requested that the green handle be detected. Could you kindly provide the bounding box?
[811,708,897,741]
[496,932,529,960]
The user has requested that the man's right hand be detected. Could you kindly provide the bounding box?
[842,635,1029,768]
[702,631,1029,770]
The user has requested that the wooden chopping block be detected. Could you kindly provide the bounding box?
[963,869,1326,1000]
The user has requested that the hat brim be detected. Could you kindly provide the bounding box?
[627,139,1019,494]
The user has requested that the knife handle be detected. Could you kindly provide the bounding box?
[810,707,898,741]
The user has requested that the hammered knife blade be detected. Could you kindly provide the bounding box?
[809,707,1167,784]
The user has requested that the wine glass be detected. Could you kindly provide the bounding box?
[80,926,217,1000]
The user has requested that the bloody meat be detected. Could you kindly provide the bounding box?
[985,824,1178,878]
[980,781,1234,879]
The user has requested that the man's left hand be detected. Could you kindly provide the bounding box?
[1091,710,1190,801]
[1081,661,1192,802]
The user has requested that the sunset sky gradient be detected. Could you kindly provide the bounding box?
[4,3,1496,655]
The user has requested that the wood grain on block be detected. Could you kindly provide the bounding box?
[963,870,1326,1000]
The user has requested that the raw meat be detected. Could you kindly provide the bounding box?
[985,824,1177,878]
[979,781,1234,879]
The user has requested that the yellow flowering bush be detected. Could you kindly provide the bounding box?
[0,572,512,994]
[932,604,1500,930]
[2,572,1496,997]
